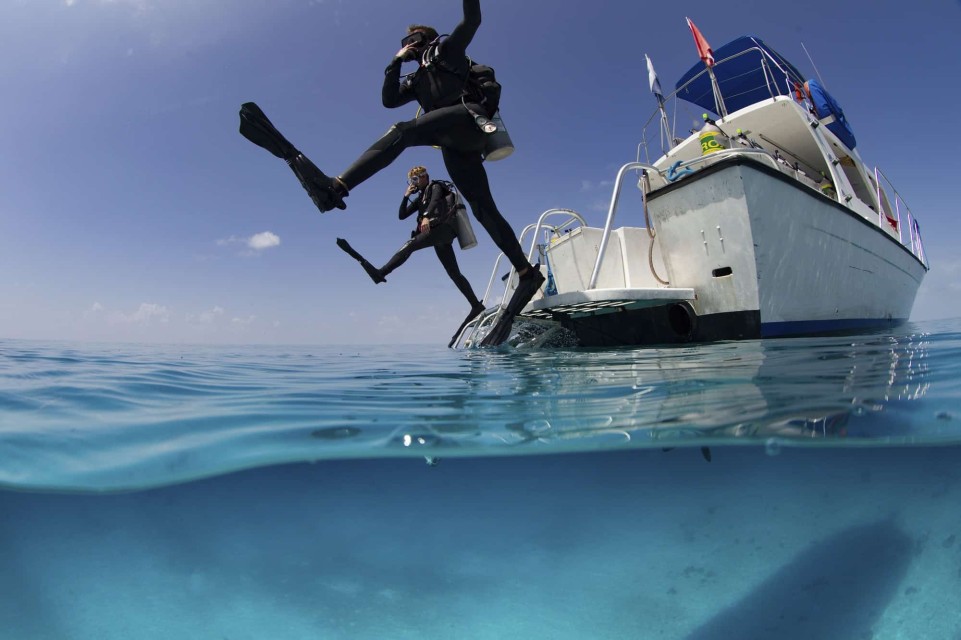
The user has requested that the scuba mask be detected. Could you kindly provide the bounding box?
[401,31,428,49]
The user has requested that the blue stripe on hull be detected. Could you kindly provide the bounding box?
[761,317,907,338]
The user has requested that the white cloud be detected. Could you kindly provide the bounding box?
[231,315,256,326]
[113,302,170,325]
[248,231,280,250]
[82,302,104,319]
[186,306,224,325]
[217,231,281,254]
[201,306,224,322]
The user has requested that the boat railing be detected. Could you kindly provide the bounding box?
[589,162,656,288]
[479,209,587,307]
[638,46,799,161]
[457,209,587,347]
[592,152,792,289]
[658,147,785,180]
[874,167,929,268]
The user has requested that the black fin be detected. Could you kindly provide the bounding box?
[336,238,385,284]
[239,102,298,160]
[336,238,364,261]
[479,265,545,347]
[448,303,487,348]
[288,154,346,212]
[238,103,345,212]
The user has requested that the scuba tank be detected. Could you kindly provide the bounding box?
[451,191,477,250]
[698,114,728,156]
[481,111,514,162]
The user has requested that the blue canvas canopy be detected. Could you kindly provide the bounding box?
[805,78,857,149]
[675,36,806,115]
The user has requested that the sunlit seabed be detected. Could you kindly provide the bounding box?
[1,318,960,492]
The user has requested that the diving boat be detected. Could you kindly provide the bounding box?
[455,34,929,348]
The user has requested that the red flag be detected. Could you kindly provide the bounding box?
[686,17,715,67]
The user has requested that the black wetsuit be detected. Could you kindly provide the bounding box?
[378,182,481,307]
[337,0,530,273]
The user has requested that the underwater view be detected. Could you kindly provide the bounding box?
[2,319,960,639]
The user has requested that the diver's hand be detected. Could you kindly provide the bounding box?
[405,184,418,197]
[395,44,417,61]
[419,218,430,233]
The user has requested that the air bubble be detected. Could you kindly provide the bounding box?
[524,419,552,434]
[765,438,781,456]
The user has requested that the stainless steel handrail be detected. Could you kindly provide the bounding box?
[590,149,827,289]
[588,162,657,289]
[522,209,586,263]
[668,147,783,175]
[506,209,588,307]
[479,253,506,306]
[459,209,589,347]
[874,165,927,267]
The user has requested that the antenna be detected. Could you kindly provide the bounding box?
[800,42,826,87]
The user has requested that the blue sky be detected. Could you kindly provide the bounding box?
[1,0,958,345]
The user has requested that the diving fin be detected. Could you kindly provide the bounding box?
[238,102,345,213]
[287,154,346,213]
[336,238,385,284]
[479,264,546,347]
[448,303,487,348]
[335,237,366,262]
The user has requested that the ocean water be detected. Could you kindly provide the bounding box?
[2,319,960,639]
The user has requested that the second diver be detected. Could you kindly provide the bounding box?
[336,166,486,348]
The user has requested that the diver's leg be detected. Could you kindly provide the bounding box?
[437,239,487,348]
[441,149,545,346]
[435,241,481,307]
[379,229,436,276]
[441,148,531,273]
[338,106,476,192]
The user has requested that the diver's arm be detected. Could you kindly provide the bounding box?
[383,57,416,108]
[423,183,446,219]
[446,0,481,56]
[399,193,421,220]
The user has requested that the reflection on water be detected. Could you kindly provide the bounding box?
[0,323,956,492]
[404,330,937,455]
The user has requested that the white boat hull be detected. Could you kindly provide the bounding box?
[508,157,926,347]
[646,158,924,338]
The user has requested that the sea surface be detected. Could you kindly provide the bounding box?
[2,319,960,639]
